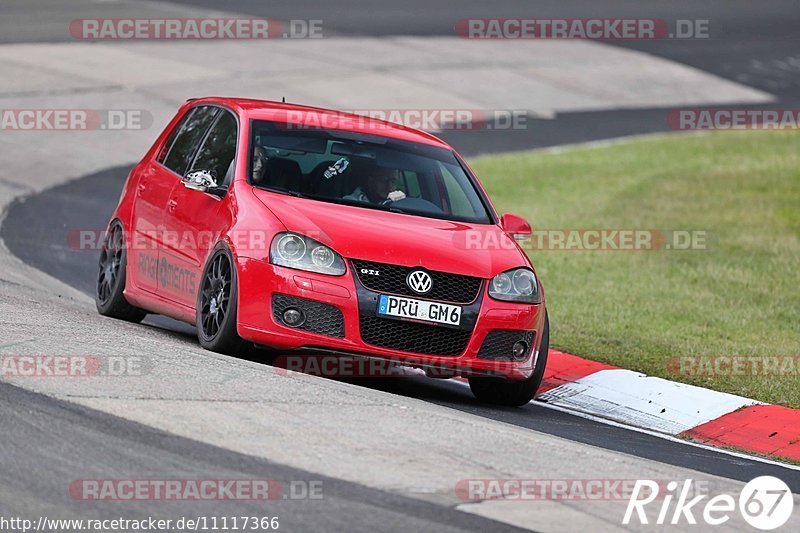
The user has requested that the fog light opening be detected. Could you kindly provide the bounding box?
[282,308,305,327]
[512,341,529,361]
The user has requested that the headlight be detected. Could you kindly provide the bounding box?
[488,268,540,303]
[270,232,346,276]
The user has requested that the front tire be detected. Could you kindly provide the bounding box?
[197,246,245,354]
[95,221,147,323]
[469,312,550,407]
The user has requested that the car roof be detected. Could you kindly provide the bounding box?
[188,96,452,149]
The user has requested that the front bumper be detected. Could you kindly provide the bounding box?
[237,257,545,380]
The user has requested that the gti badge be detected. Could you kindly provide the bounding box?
[406,270,433,294]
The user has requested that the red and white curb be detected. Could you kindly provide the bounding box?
[539,351,800,463]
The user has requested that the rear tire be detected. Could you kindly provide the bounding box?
[196,246,246,355]
[469,312,550,407]
[95,221,147,323]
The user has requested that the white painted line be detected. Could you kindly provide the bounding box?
[450,378,800,472]
[538,369,758,434]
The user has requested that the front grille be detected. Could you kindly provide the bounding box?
[351,259,483,304]
[478,330,536,361]
[272,294,345,338]
[359,315,472,356]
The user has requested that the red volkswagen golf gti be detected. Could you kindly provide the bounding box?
[96,97,549,406]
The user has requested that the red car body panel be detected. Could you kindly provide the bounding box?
[111,97,546,380]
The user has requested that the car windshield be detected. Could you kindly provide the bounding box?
[248,120,493,224]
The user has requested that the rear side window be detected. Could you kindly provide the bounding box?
[190,111,238,187]
[162,106,219,176]
[157,108,195,164]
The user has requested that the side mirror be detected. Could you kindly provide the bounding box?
[183,169,218,193]
[500,213,532,241]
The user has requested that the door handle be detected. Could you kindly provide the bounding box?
[137,182,147,196]
[167,199,178,212]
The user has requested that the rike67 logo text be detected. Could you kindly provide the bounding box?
[624,476,794,530]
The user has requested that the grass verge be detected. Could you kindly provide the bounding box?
[470,131,800,407]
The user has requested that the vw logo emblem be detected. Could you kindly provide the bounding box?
[406,270,433,294]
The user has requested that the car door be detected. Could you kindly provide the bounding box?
[129,108,192,293]
[159,108,238,309]
[130,105,220,296]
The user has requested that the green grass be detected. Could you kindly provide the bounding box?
[470,131,800,407]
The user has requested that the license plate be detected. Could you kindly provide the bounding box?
[377,294,462,326]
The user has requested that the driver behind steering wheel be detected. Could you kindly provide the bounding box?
[344,167,406,205]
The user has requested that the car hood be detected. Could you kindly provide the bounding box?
[252,189,529,278]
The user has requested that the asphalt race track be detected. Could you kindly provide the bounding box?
[2,1,800,531]
[0,383,529,533]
